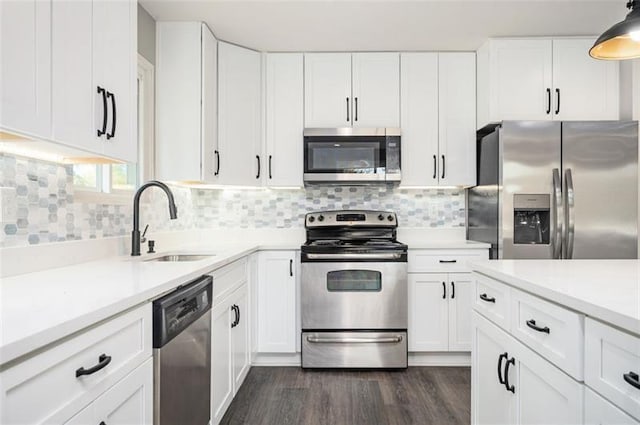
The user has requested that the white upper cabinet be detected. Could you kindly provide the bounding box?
[438,52,476,187]
[400,52,476,187]
[477,37,619,128]
[0,0,52,139]
[304,53,400,128]
[552,38,619,121]
[265,53,304,187]
[351,53,400,128]
[156,22,218,182]
[51,0,136,163]
[218,41,262,186]
[304,53,352,128]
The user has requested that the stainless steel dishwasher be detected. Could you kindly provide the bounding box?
[153,275,212,425]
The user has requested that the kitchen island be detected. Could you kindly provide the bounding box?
[471,259,640,425]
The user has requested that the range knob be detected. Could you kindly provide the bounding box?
[387,215,394,222]
[318,215,325,222]
[378,214,385,221]
[308,216,315,223]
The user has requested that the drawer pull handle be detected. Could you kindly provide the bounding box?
[479,293,496,303]
[76,354,112,377]
[624,372,640,390]
[497,352,508,385]
[439,259,457,263]
[526,319,550,334]
[504,356,516,393]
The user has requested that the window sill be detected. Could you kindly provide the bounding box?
[74,189,133,205]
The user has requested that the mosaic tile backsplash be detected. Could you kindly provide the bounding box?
[0,154,465,247]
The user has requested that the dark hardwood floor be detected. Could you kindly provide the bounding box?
[221,366,471,425]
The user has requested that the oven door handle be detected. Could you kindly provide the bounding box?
[304,253,403,260]
[306,336,403,344]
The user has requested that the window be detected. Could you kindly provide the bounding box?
[73,54,154,196]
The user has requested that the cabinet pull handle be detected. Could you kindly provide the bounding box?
[237,305,241,326]
[451,281,455,299]
[106,91,116,139]
[214,150,220,176]
[76,353,112,377]
[497,352,508,384]
[442,281,446,299]
[289,259,293,276]
[97,86,108,137]
[354,97,358,121]
[504,357,515,393]
[555,88,560,115]
[439,259,457,264]
[441,155,446,179]
[346,97,350,122]
[623,372,640,390]
[256,155,261,179]
[433,155,437,179]
[231,305,239,328]
[546,88,551,114]
[526,319,550,334]
[479,293,496,303]
[269,155,273,179]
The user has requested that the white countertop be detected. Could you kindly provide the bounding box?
[472,260,640,336]
[406,240,490,249]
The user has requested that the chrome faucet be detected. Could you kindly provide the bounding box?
[131,180,178,256]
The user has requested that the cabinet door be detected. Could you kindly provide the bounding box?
[266,53,304,187]
[552,38,619,121]
[439,53,476,187]
[352,53,400,128]
[585,388,639,425]
[51,0,95,151]
[94,358,153,425]
[232,285,250,393]
[448,274,473,351]
[0,0,51,138]
[515,332,583,425]
[472,312,517,425]
[218,42,262,186]
[400,53,439,187]
[257,251,297,353]
[489,39,553,121]
[304,53,352,127]
[408,273,449,351]
[211,301,233,425]
[94,0,136,162]
[201,24,219,183]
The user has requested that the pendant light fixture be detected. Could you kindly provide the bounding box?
[590,0,640,60]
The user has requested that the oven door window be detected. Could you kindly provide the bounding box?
[327,270,382,292]
[304,138,385,174]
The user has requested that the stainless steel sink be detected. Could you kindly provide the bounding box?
[145,254,215,262]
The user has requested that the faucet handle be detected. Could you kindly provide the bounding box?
[141,224,149,243]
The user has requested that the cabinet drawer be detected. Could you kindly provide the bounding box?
[408,249,487,273]
[585,387,640,425]
[473,273,510,331]
[510,287,584,381]
[585,318,640,421]
[211,257,248,304]
[1,303,152,424]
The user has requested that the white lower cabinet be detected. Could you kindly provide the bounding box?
[473,311,583,425]
[66,358,153,425]
[210,259,250,425]
[257,250,297,353]
[585,388,640,425]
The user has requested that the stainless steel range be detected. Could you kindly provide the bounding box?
[301,210,408,369]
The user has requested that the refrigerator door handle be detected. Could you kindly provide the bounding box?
[564,169,575,259]
[552,168,563,259]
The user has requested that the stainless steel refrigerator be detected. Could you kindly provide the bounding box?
[467,121,638,259]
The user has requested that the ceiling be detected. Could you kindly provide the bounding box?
[140,0,626,52]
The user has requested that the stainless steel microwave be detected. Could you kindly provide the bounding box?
[303,128,401,184]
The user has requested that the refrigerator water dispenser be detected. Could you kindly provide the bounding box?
[513,194,550,245]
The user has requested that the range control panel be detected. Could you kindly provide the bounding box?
[305,210,397,228]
